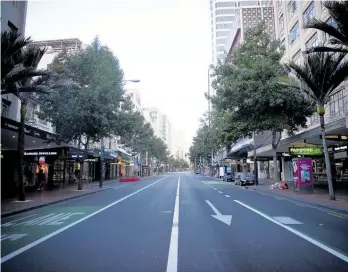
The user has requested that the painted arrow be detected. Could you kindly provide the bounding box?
[205,200,232,226]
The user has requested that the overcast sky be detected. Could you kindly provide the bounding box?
[25,0,211,152]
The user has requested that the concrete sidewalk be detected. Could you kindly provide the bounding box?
[1,180,119,218]
[251,178,348,212]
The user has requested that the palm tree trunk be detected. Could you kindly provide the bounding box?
[319,114,335,200]
[17,101,27,201]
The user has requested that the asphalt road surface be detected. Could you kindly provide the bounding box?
[2,173,348,271]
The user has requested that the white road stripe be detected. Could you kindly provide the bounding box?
[166,176,180,272]
[1,176,168,264]
[234,200,348,263]
[218,191,223,194]
[225,195,230,198]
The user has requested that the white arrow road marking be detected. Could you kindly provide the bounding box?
[205,200,232,226]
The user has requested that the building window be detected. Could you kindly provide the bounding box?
[292,50,301,65]
[279,14,284,34]
[325,17,338,42]
[289,21,299,44]
[216,9,234,15]
[216,16,234,22]
[7,20,18,32]
[305,33,318,49]
[329,89,345,117]
[216,23,233,30]
[216,31,230,37]
[326,17,338,29]
[303,2,315,26]
[216,38,226,45]
[287,0,298,18]
[215,2,235,8]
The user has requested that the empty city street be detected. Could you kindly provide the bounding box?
[2,173,348,272]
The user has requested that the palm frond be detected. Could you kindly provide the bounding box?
[305,1,348,54]
[305,46,348,54]
[285,51,348,105]
[305,18,346,46]
[3,65,49,84]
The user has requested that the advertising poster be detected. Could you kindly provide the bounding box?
[298,158,313,185]
[292,158,313,190]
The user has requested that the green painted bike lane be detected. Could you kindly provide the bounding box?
[1,205,100,258]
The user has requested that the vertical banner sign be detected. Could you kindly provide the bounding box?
[292,159,299,191]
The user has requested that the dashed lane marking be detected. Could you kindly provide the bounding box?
[225,195,230,198]
[328,213,345,219]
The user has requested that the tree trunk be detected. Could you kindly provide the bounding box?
[79,138,90,191]
[319,114,335,200]
[17,101,27,201]
[271,130,281,184]
[253,131,258,185]
[100,137,104,188]
[77,136,82,190]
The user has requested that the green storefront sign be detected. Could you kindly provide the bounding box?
[289,147,323,156]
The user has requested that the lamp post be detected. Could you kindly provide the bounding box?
[207,68,214,177]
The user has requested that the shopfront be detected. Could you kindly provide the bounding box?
[22,148,67,189]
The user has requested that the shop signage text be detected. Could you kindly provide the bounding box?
[24,151,57,156]
[320,135,348,141]
[289,147,323,156]
[2,117,55,140]
[328,145,348,152]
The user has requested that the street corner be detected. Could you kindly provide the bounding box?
[1,205,100,260]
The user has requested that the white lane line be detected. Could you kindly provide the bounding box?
[166,176,180,272]
[234,200,348,263]
[213,188,217,191]
[218,191,223,194]
[1,176,168,264]
[225,195,230,198]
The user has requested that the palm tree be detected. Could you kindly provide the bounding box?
[305,1,348,54]
[1,31,48,96]
[284,51,348,200]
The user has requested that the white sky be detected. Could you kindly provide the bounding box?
[25,0,212,152]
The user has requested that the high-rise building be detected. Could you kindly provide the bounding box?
[144,108,172,153]
[209,0,270,65]
[224,4,275,55]
[1,0,28,35]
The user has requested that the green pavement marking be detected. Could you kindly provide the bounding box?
[1,206,100,258]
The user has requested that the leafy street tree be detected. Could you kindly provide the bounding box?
[212,24,314,183]
[39,37,125,190]
[305,1,348,54]
[284,51,348,200]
